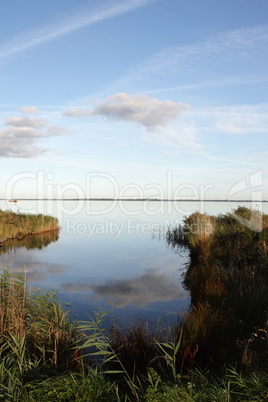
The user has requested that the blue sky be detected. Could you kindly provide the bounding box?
[1,0,268,200]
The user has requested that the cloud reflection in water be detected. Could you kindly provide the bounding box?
[63,268,187,309]
[0,231,68,282]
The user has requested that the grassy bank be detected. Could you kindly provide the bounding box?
[166,206,268,370]
[0,209,59,243]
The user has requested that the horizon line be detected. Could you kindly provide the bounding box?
[1,198,267,202]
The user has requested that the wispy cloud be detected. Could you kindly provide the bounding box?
[199,154,268,170]
[0,0,156,60]
[105,25,268,94]
[191,103,268,135]
[149,24,268,73]
[145,75,268,95]
[185,103,268,168]
[216,116,268,134]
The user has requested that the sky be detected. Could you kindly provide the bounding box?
[1,0,268,200]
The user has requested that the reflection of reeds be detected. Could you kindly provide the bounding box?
[0,209,59,242]
[0,230,59,256]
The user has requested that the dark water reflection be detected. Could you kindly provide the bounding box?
[0,230,59,255]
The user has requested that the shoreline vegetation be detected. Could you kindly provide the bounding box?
[0,207,267,400]
[166,207,268,365]
[0,209,59,245]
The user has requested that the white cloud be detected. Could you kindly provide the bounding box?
[64,92,190,131]
[7,116,47,128]
[0,126,44,139]
[0,114,66,158]
[0,0,156,60]
[20,106,40,114]
[0,132,48,158]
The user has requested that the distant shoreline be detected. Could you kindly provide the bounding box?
[0,198,267,202]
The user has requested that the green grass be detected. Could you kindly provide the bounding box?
[0,209,59,242]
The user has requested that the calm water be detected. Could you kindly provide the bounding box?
[0,200,266,325]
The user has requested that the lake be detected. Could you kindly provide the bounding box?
[0,200,266,326]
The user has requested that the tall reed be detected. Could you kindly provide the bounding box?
[0,209,59,241]
[0,270,75,373]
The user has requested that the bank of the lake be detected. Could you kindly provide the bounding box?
[0,209,59,244]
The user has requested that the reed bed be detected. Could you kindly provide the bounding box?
[0,270,75,368]
[0,209,59,242]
